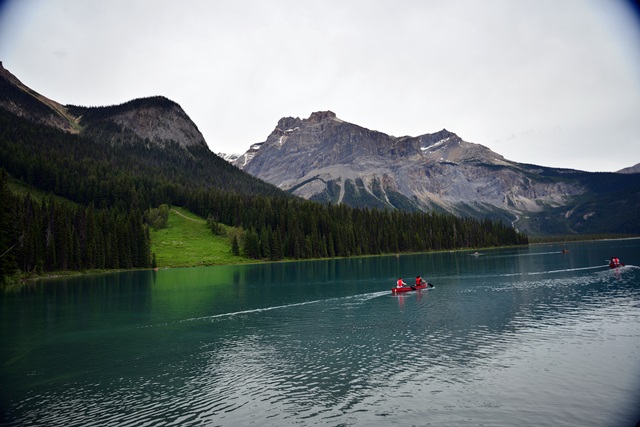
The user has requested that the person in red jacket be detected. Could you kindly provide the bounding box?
[397,277,407,288]
[416,275,434,288]
[610,257,623,268]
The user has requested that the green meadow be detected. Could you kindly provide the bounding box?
[150,207,250,268]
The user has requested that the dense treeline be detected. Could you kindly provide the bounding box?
[0,107,527,280]
[189,190,527,260]
[0,171,150,282]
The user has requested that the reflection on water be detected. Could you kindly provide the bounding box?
[1,239,640,426]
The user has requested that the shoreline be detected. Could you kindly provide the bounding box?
[7,235,639,286]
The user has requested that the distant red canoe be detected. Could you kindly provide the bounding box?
[391,283,430,293]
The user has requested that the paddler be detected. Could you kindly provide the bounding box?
[397,277,407,288]
[416,275,434,288]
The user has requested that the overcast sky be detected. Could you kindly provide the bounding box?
[1,0,639,172]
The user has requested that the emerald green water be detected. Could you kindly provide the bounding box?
[2,239,640,426]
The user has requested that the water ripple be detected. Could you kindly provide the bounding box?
[3,244,640,427]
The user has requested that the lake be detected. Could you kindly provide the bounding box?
[1,239,639,426]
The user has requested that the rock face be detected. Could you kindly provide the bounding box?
[235,111,639,235]
[68,96,209,150]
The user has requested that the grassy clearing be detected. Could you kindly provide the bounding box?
[7,179,246,268]
[150,207,250,268]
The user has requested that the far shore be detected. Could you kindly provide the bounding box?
[6,234,637,287]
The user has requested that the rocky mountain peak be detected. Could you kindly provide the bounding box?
[308,110,337,123]
[64,96,209,150]
[420,128,458,144]
[111,98,206,149]
[275,116,303,134]
[272,111,339,135]
[233,112,608,235]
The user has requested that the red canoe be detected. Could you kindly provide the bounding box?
[391,283,429,293]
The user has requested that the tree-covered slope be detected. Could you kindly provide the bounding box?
[0,109,289,210]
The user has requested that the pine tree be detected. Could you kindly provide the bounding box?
[260,226,271,260]
[231,235,240,256]
[270,228,283,260]
[0,170,18,282]
[243,229,260,259]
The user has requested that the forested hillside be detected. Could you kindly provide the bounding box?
[0,171,149,275]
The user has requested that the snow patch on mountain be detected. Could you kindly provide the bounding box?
[217,152,240,162]
[421,137,451,152]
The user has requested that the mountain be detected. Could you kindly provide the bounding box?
[0,62,289,206]
[1,61,223,156]
[235,111,640,236]
[0,63,529,278]
[0,61,206,151]
[617,163,640,174]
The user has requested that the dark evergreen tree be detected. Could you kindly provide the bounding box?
[231,235,240,256]
[243,229,261,259]
[0,170,18,282]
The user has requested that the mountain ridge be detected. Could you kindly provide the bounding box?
[1,62,637,237]
[66,96,209,150]
[1,61,208,151]
[0,61,82,133]
[234,111,640,235]
[0,62,290,206]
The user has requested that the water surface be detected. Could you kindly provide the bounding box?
[2,239,639,426]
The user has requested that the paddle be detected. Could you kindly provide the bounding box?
[418,280,434,288]
[416,282,434,289]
